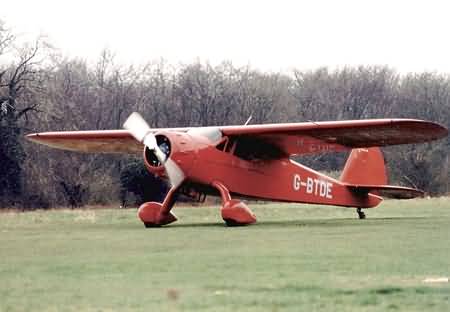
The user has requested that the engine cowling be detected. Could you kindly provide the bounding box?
[142,134,170,177]
[124,111,221,185]
[142,131,202,179]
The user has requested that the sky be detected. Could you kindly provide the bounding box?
[2,0,450,73]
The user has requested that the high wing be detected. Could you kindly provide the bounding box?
[27,130,143,154]
[25,128,189,154]
[218,119,448,158]
[26,119,447,157]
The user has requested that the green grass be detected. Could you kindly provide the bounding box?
[1,198,450,311]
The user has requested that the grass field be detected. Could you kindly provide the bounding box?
[1,198,449,311]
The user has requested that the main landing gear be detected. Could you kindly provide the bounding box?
[356,208,366,219]
[137,181,257,227]
[138,186,179,227]
[212,181,257,226]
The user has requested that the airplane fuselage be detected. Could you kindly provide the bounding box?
[172,143,382,209]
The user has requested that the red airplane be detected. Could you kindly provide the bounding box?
[26,113,448,227]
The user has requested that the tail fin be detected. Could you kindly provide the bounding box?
[340,148,387,186]
[340,148,424,199]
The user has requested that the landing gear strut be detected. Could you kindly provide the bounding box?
[212,181,257,226]
[138,185,180,227]
[356,208,366,219]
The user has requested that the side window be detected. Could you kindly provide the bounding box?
[225,138,236,153]
[215,137,236,154]
[215,137,228,152]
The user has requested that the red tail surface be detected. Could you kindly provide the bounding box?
[340,148,424,199]
[340,148,387,186]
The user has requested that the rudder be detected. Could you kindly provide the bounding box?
[340,147,387,185]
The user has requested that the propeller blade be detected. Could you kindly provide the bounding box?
[123,112,184,187]
[124,112,164,161]
[152,144,167,164]
[123,112,152,143]
[164,158,185,188]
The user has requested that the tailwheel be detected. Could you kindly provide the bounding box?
[356,208,366,219]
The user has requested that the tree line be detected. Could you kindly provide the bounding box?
[1,21,448,208]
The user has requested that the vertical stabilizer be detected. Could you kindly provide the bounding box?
[340,147,387,186]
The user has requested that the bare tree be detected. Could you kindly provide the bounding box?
[0,25,48,207]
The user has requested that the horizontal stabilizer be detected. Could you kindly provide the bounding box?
[346,184,424,199]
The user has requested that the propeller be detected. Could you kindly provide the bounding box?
[123,112,185,187]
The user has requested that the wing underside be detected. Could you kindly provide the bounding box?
[26,130,143,154]
[26,119,447,157]
[220,119,448,158]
